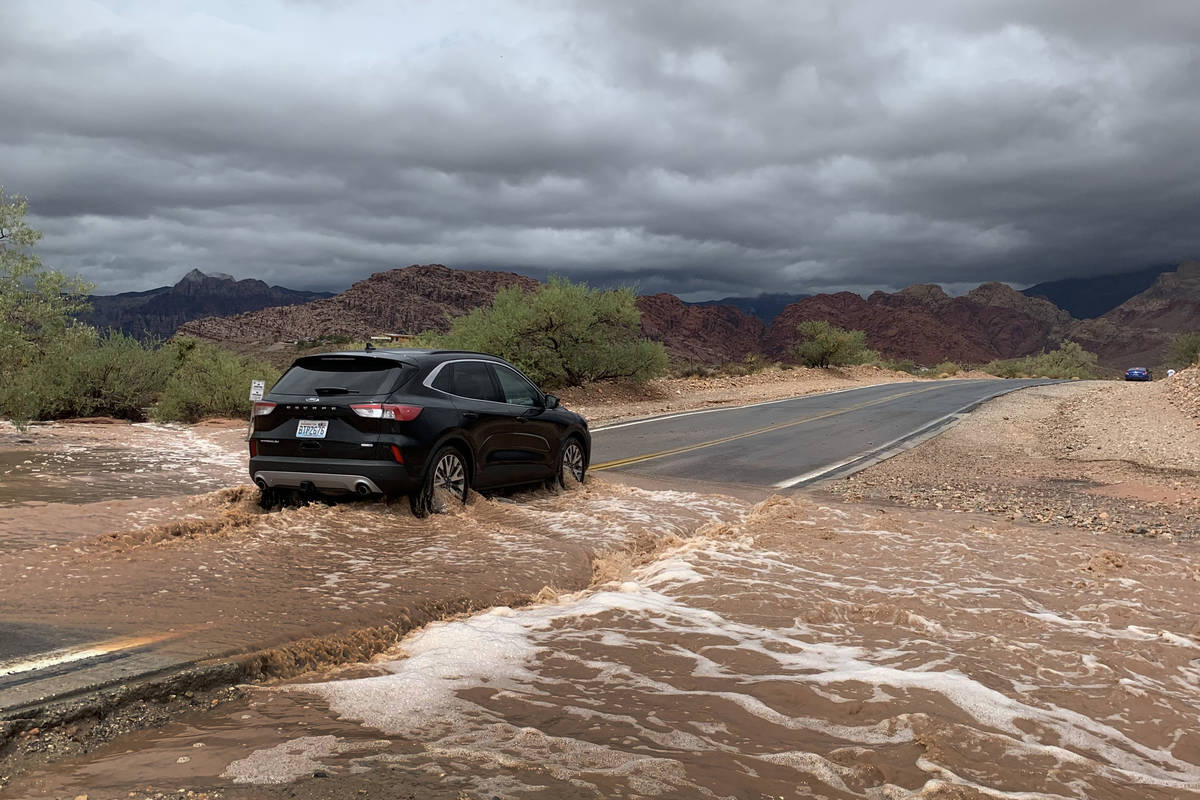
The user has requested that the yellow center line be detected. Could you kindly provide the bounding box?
[591,385,943,471]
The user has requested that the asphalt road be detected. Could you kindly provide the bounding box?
[590,379,1055,488]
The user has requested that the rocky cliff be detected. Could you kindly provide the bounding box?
[636,294,765,363]
[764,282,1074,365]
[175,264,538,344]
[1065,262,1200,366]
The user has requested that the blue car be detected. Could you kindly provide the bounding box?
[1124,367,1152,381]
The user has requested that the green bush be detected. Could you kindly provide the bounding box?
[0,328,172,422]
[790,320,872,368]
[154,338,280,422]
[429,276,668,388]
[982,340,1099,379]
[931,361,960,376]
[1166,332,1200,368]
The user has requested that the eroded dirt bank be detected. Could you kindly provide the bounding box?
[831,378,1200,540]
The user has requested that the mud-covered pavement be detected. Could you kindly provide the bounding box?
[4,403,1200,798]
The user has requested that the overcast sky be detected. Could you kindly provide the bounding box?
[3,1,1198,298]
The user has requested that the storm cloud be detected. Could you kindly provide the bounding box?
[3,0,1198,297]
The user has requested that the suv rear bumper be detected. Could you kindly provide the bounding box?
[249,456,416,496]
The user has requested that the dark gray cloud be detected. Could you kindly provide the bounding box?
[2,0,1198,298]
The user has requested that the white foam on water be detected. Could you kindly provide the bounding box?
[278,494,1200,798]
[221,735,341,784]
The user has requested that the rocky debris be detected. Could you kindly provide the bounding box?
[830,382,1200,541]
[81,270,330,340]
[636,293,765,364]
[176,264,538,345]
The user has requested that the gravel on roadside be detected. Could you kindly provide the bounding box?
[830,380,1200,541]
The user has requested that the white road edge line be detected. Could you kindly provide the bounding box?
[770,385,1024,489]
[591,382,904,432]
[0,646,115,678]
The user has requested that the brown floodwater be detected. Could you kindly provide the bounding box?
[8,482,1200,799]
[0,421,248,550]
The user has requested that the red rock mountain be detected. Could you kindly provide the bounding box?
[765,282,1074,364]
[174,262,1197,370]
[1066,262,1200,366]
[177,264,538,345]
[636,294,764,363]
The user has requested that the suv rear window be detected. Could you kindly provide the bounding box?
[271,356,410,397]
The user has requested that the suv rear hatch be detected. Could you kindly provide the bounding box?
[254,355,414,460]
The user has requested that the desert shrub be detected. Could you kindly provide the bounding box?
[790,320,872,368]
[0,329,172,422]
[982,341,1099,380]
[931,361,960,376]
[719,353,772,377]
[429,276,668,388]
[1166,332,1200,367]
[155,338,280,422]
[864,355,918,374]
[672,362,717,379]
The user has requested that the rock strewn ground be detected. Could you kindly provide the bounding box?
[831,380,1200,541]
[1166,365,1200,419]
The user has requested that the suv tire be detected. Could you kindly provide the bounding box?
[547,435,587,491]
[411,445,470,517]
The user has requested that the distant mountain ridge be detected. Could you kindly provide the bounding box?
[81,269,333,339]
[1021,264,1175,319]
[137,261,1199,371]
[176,264,539,344]
[684,292,811,324]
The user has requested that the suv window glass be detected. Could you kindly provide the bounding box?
[271,357,407,396]
[493,365,541,406]
[452,362,502,403]
[431,364,455,393]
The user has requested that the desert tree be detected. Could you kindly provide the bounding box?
[0,186,93,373]
[430,276,668,388]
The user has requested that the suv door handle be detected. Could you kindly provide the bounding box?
[516,416,528,423]
[463,411,479,420]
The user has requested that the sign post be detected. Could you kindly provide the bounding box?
[247,380,266,440]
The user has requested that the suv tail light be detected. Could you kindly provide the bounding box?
[350,403,422,421]
[253,401,276,416]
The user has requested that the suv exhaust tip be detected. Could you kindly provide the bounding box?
[354,481,372,496]
[254,476,269,491]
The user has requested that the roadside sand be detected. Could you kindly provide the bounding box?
[832,372,1200,539]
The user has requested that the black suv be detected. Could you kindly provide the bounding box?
[248,348,590,515]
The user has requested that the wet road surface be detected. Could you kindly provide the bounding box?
[590,379,1055,487]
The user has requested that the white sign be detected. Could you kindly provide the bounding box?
[249,380,265,402]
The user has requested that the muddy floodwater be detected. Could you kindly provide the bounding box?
[8,443,1200,800]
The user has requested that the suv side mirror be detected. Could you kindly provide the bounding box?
[543,394,560,409]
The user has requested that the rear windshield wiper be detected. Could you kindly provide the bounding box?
[314,386,352,396]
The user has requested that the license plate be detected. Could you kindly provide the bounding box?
[296,420,328,439]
